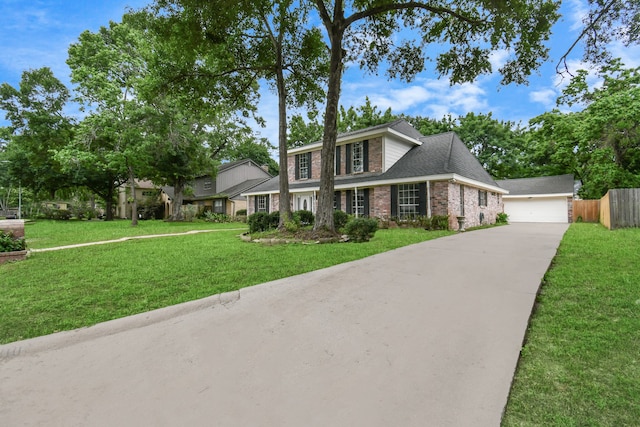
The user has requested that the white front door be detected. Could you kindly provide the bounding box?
[295,193,314,213]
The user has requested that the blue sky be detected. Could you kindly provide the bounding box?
[1,0,638,146]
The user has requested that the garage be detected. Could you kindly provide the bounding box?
[503,196,569,223]
[497,174,575,223]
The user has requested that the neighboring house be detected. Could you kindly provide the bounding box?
[242,119,506,230]
[163,159,272,217]
[496,174,575,223]
[117,180,167,219]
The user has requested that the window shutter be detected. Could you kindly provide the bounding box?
[307,152,312,179]
[295,154,300,180]
[335,146,341,175]
[334,191,341,210]
[419,182,427,216]
[391,185,398,217]
[363,140,369,172]
[346,190,352,214]
[254,196,258,213]
[363,188,370,217]
[266,195,270,212]
[346,144,352,174]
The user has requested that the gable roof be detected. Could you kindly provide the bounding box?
[496,174,575,196]
[244,127,504,195]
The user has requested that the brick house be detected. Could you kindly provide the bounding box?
[242,120,506,230]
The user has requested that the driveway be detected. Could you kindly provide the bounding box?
[0,223,568,426]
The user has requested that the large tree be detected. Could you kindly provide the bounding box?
[148,0,327,228]
[311,0,560,231]
[0,68,74,199]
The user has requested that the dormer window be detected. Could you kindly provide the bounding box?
[203,179,212,190]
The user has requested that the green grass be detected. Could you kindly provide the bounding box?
[502,223,640,426]
[0,221,452,343]
[24,219,245,249]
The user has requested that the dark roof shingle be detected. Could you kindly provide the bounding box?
[496,174,575,195]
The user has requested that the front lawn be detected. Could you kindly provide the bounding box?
[502,223,640,426]
[0,222,452,344]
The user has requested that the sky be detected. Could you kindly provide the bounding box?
[1,0,639,149]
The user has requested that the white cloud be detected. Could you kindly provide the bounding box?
[529,89,558,107]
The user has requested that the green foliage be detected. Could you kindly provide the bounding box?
[0,231,26,252]
[344,217,379,242]
[496,212,509,224]
[180,204,198,222]
[429,215,450,231]
[333,210,350,231]
[293,209,314,226]
[203,211,231,223]
[236,209,247,216]
[248,212,272,233]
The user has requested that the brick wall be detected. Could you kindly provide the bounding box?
[446,183,503,230]
[371,186,391,218]
[567,196,573,223]
[431,181,450,217]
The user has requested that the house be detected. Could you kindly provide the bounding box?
[117,180,166,219]
[496,174,575,223]
[163,159,273,217]
[242,119,507,230]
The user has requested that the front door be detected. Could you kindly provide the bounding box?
[295,193,314,213]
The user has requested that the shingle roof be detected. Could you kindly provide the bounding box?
[496,174,575,196]
[245,127,500,194]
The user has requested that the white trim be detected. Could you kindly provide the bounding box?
[503,193,573,199]
[287,126,422,155]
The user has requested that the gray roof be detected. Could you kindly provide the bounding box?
[246,128,500,194]
[496,174,575,196]
[297,119,424,148]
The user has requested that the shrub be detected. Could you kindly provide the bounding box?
[204,211,231,223]
[333,210,349,231]
[248,212,271,233]
[0,231,26,252]
[428,215,449,231]
[236,209,247,216]
[496,212,509,224]
[181,204,198,222]
[344,217,378,242]
[268,211,280,229]
[293,209,314,226]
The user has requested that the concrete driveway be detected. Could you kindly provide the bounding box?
[0,223,568,426]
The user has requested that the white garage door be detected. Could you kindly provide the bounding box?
[504,197,568,223]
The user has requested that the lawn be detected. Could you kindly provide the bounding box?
[502,223,640,426]
[0,220,452,344]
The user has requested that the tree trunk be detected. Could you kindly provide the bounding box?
[276,47,292,229]
[128,165,138,226]
[104,186,115,221]
[314,24,345,232]
[171,178,185,221]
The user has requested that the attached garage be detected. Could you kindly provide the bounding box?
[497,175,575,223]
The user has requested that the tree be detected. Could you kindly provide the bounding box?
[148,0,327,228]
[558,0,640,74]
[0,68,74,199]
[311,0,560,231]
[222,134,279,176]
[527,60,640,198]
[66,19,150,223]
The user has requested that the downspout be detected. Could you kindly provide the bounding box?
[354,187,359,218]
[427,180,432,218]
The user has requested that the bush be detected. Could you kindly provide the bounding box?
[344,217,378,242]
[236,209,247,216]
[333,210,349,231]
[181,204,198,222]
[496,212,509,224]
[428,215,449,231]
[204,211,231,223]
[268,211,280,228]
[293,209,314,226]
[248,212,271,233]
[0,231,26,252]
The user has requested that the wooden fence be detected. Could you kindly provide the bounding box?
[600,188,640,230]
[573,200,600,223]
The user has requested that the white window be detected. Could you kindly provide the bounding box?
[398,184,420,219]
[257,195,267,212]
[298,153,309,179]
[479,190,488,207]
[203,179,212,190]
[351,191,365,216]
[352,142,364,173]
[213,199,224,213]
